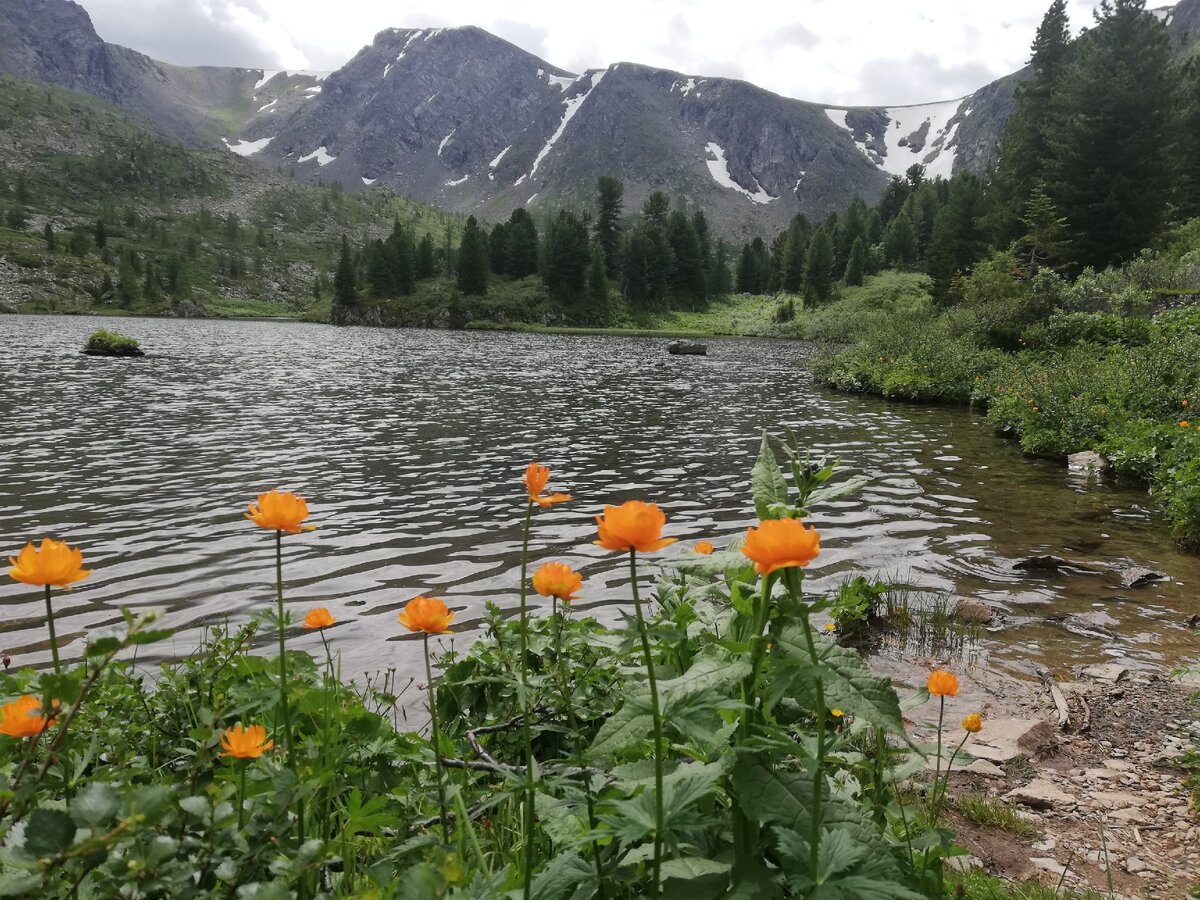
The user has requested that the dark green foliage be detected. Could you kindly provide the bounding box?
[844,237,866,286]
[94,219,107,249]
[925,173,989,300]
[711,240,734,296]
[803,225,835,304]
[542,210,589,301]
[417,233,436,279]
[42,222,54,251]
[594,176,624,277]
[84,328,140,355]
[884,215,919,268]
[588,244,609,309]
[1180,60,1200,218]
[456,216,489,296]
[1044,0,1176,267]
[736,237,770,294]
[641,191,670,229]
[1014,180,1070,274]
[504,208,539,278]
[333,235,357,308]
[667,210,706,304]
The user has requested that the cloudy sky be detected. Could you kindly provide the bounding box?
[78,0,1115,105]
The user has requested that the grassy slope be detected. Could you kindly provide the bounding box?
[0,74,460,318]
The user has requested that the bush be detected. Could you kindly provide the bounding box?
[84,328,142,356]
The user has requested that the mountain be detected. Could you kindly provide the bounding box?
[3,0,1197,236]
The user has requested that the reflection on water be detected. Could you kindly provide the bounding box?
[1,315,1197,684]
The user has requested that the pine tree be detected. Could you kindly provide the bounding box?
[621,229,654,304]
[711,241,733,296]
[667,211,705,305]
[736,244,759,293]
[595,176,624,277]
[1014,180,1070,274]
[116,252,142,308]
[43,223,55,252]
[505,208,540,278]
[877,177,911,224]
[456,216,489,296]
[803,226,835,304]
[416,233,436,279]
[543,211,590,301]
[366,239,393,297]
[991,0,1073,241]
[333,235,358,308]
[1180,59,1200,218]
[642,191,670,229]
[926,173,988,298]
[884,215,919,268]
[94,220,107,249]
[837,198,868,270]
[588,244,609,311]
[488,222,509,275]
[844,237,866,286]
[1045,0,1175,267]
[866,209,884,246]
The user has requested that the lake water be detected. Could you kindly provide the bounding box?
[1,315,1197,688]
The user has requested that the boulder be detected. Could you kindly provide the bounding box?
[1067,451,1109,474]
[952,598,995,625]
[667,340,707,356]
[1081,663,1129,683]
[1005,778,1076,810]
[968,718,1057,763]
[1118,566,1166,588]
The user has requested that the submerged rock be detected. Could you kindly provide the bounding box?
[1067,451,1109,474]
[667,340,707,356]
[952,597,995,625]
[1118,566,1166,588]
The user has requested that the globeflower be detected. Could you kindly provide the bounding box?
[302,607,335,629]
[245,490,316,534]
[962,713,983,733]
[927,670,959,697]
[693,541,714,555]
[398,596,455,635]
[532,562,582,602]
[594,501,677,553]
[220,723,274,759]
[0,696,54,738]
[524,463,571,508]
[741,518,820,576]
[7,539,91,589]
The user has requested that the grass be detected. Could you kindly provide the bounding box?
[954,794,1041,839]
[950,871,1105,900]
[84,328,141,355]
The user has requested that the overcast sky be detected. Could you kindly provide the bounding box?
[78,0,1120,106]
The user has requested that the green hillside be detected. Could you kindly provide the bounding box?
[0,75,460,318]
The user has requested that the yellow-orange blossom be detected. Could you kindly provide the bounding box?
[532,562,583,602]
[0,696,54,738]
[693,541,714,555]
[398,596,455,635]
[741,518,821,575]
[927,670,960,697]
[303,607,336,629]
[7,539,92,589]
[593,501,677,553]
[245,490,317,534]
[220,724,274,759]
[524,463,572,508]
[962,713,983,733]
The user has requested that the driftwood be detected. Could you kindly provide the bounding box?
[1037,666,1071,729]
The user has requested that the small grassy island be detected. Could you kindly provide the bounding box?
[83,328,143,357]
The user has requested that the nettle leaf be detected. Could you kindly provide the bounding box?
[807,476,869,508]
[660,857,731,881]
[772,627,904,733]
[129,627,176,645]
[588,697,652,760]
[658,652,751,709]
[69,782,120,828]
[751,433,789,521]
[23,809,76,858]
[0,873,42,896]
[530,851,595,900]
[534,794,585,846]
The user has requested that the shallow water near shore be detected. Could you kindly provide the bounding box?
[1,314,1197,687]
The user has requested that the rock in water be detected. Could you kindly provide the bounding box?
[667,340,707,356]
[1118,566,1166,588]
[952,597,995,624]
[1067,451,1109,474]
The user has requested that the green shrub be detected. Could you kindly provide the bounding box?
[84,328,140,354]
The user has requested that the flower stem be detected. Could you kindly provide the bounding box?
[238,761,247,830]
[932,696,945,818]
[629,549,663,896]
[518,501,536,899]
[43,585,61,675]
[787,568,824,878]
[424,634,449,843]
[274,531,292,769]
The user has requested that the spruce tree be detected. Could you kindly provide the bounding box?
[1015,180,1070,274]
[543,211,590,301]
[736,244,758,293]
[884,215,919,268]
[621,229,654,304]
[803,226,835,304]
[456,216,490,296]
[588,244,609,311]
[1045,0,1174,267]
[837,198,868,270]
[333,235,358,308]
[116,253,142,309]
[43,223,54,252]
[366,239,393,297]
[711,241,733,296]
[926,173,988,299]
[667,211,705,305]
[489,222,509,275]
[416,233,436,279]
[505,208,540,278]
[595,176,624,277]
[844,237,866,286]
[94,220,107,249]
[642,191,670,229]
[1180,59,1200,219]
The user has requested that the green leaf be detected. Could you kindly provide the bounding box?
[588,697,652,759]
[529,851,595,900]
[179,796,211,818]
[0,873,42,896]
[24,809,76,858]
[84,636,123,658]
[129,627,175,645]
[534,794,584,846]
[806,476,869,508]
[657,652,751,708]
[69,782,120,828]
[660,857,730,881]
[751,433,789,520]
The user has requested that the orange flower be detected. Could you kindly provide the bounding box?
[962,713,983,733]
[220,723,274,759]
[593,501,677,553]
[245,490,316,534]
[524,463,572,508]
[927,670,959,697]
[693,541,714,555]
[1182,421,1190,428]
[0,696,54,738]
[532,562,583,602]
[741,518,821,576]
[398,596,455,635]
[7,539,91,589]
[303,607,335,629]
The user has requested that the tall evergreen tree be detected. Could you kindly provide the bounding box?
[588,244,609,311]
[1015,180,1071,274]
[711,240,733,296]
[505,208,540,278]
[926,173,988,298]
[621,229,654,304]
[543,210,590,301]
[667,211,706,304]
[456,216,489,296]
[489,222,510,275]
[884,215,919,268]
[1045,0,1175,267]
[844,237,867,286]
[94,220,107,249]
[595,176,624,277]
[416,233,436,279]
[803,226,835,304]
[1180,59,1200,219]
[642,191,671,229]
[43,223,55,252]
[837,198,868,270]
[116,252,141,308]
[333,235,358,308]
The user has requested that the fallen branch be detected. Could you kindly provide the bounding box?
[1037,666,1071,730]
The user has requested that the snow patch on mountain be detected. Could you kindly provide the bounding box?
[257,98,277,113]
[362,176,376,186]
[298,146,336,166]
[704,142,775,204]
[254,70,281,90]
[490,145,511,168]
[397,29,426,61]
[438,130,455,155]
[673,78,700,97]
[526,70,606,179]
[444,175,469,186]
[223,136,274,156]
[825,99,964,179]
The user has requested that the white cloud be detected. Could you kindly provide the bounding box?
[80,0,1117,105]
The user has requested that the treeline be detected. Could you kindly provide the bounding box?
[734,0,1200,314]
[331,178,735,321]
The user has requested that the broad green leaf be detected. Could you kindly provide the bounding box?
[534,794,584,846]
[806,477,869,508]
[751,433,789,521]
[660,857,730,880]
[69,782,120,828]
[588,698,652,759]
[530,851,595,900]
[0,873,42,896]
[129,627,176,645]
[179,795,211,818]
[657,652,751,707]
[23,809,76,858]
